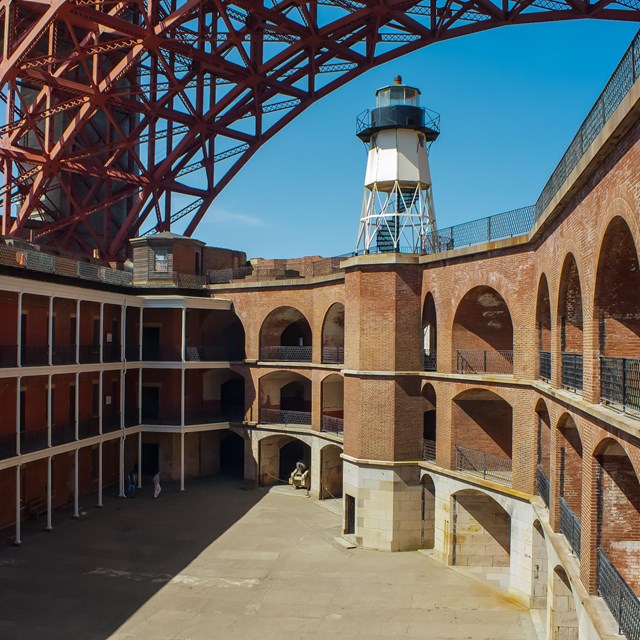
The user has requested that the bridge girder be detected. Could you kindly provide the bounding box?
[0,0,637,260]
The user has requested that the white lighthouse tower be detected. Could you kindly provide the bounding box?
[355,76,440,254]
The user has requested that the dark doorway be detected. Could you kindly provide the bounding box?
[279,440,310,481]
[219,432,244,478]
[142,327,160,360]
[142,386,159,422]
[221,378,245,421]
[141,443,159,476]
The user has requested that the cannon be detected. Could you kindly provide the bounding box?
[289,461,310,490]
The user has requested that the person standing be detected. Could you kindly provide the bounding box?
[153,471,161,498]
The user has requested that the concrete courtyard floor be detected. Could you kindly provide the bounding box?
[0,476,538,640]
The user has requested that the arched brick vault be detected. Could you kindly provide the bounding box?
[260,306,313,349]
[557,253,585,354]
[258,370,312,412]
[556,412,584,519]
[536,274,552,353]
[321,303,345,362]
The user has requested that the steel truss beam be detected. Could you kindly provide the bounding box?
[0,0,637,260]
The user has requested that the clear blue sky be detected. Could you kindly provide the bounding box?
[176,20,640,260]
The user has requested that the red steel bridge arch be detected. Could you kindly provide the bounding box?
[0,0,637,260]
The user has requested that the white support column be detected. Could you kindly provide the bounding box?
[75,299,81,364]
[120,370,125,430]
[14,465,21,545]
[15,376,21,456]
[97,442,103,507]
[17,292,22,367]
[137,431,142,488]
[119,436,125,498]
[139,307,144,361]
[138,368,142,425]
[98,372,103,435]
[73,449,79,518]
[75,372,79,440]
[47,374,52,448]
[48,296,54,366]
[120,304,126,362]
[180,431,185,492]
[46,456,52,531]
[181,307,187,362]
[99,303,104,364]
[181,369,185,427]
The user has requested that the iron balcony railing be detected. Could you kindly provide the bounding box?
[539,351,551,382]
[456,349,513,375]
[52,345,76,365]
[0,345,17,367]
[0,434,16,459]
[560,497,581,557]
[79,345,101,364]
[423,439,436,462]
[536,465,550,509]
[322,346,344,364]
[455,445,512,486]
[141,345,182,361]
[185,410,244,425]
[21,345,48,366]
[597,547,640,640]
[260,345,312,362]
[321,415,344,434]
[102,413,122,433]
[51,423,76,446]
[125,411,139,428]
[185,345,244,361]
[424,351,437,371]
[260,408,312,426]
[21,428,48,453]
[561,352,583,392]
[600,356,640,416]
[102,343,121,363]
[78,417,100,439]
[125,344,140,361]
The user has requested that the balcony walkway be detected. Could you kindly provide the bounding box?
[0,477,537,640]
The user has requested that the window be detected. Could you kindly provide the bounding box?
[154,249,169,272]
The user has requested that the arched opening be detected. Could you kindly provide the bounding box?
[188,370,244,424]
[452,489,511,588]
[595,218,640,414]
[259,372,312,425]
[260,306,312,362]
[452,286,513,374]
[558,414,582,557]
[321,374,344,433]
[186,308,246,361]
[322,303,345,364]
[320,444,343,499]
[595,439,640,594]
[421,474,436,549]
[531,521,548,622]
[536,274,552,381]
[219,431,245,478]
[259,435,311,487]
[453,389,513,486]
[558,254,584,393]
[422,293,437,371]
[551,567,578,640]
[422,383,436,462]
[536,398,551,507]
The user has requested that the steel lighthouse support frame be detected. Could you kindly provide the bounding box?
[0,0,637,260]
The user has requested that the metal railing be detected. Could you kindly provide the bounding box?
[51,423,75,446]
[601,356,640,416]
[125,344,140,361]
[260,408,312,425]
[597,547,640,640]
[52,345,76,365]
[0,345,16,367]
[185,345,244,361]
[455,445,512,486]
[185,410,244,425]
[142,345,182,361]
[561,352,583,392]
[78,417,99,439]
[456,349,513,374]
[79,345,101,364]
[322,346,344,364]
[536,465,550,508]
[423,439,436,462]
[535,31,640,220]
[560,497,581,557]
[21,428,48,453]
[260,345,312,362]
[21,345,48,366]
[0,434,16,459]
[539,351,551,382]
[102,413,122,433]
[321,415,344,433]
[102,343,121,363]
[424,351,437,371]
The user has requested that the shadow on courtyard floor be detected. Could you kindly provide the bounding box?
[0,476,268,640]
